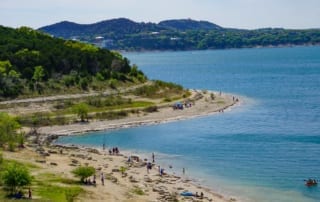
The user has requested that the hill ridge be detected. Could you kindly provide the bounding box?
[39,18,320,51]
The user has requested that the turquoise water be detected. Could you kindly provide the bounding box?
[57,46,320,202]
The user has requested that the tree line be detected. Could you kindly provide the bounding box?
[0,26,146,99]
[39,18,320,51]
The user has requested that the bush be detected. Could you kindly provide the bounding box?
[72,166,95,183]
[163,97,171,102]
[132,186,144,195]
[72,103,89,122]
[95,111,128,120]
[0,152,3,164]
[2,163,32,194]
[8,141,16,152]
[17,133,25,148]
[143,106,158,113]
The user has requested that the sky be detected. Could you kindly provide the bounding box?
[1,0,320,29]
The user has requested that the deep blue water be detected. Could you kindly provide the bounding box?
[57,46,320,202]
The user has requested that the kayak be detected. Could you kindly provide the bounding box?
[305,179,317,187]
[180,191,194,196]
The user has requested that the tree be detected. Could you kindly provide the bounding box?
[0,60,13,76]
[2,163,32,195]
[0,112,20,147]
[72,166,95,183]
[32,66,45,82]
[0,152,3,164]
[72,103,89,122]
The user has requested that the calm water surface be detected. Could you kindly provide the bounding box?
[57,46,320,202]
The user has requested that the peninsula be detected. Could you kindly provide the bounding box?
[0,25,239,201]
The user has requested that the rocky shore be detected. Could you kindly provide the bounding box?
[5,90,240,201]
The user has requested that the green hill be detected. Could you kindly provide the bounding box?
[0,25,146,99]
[39,18,320,51]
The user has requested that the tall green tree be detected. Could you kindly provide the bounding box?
[0,112,20,147]
[2,163,32,194]
[72,103,89,122]
[72,166,95,183]
[32,65,45,82]
[31,65,45,93]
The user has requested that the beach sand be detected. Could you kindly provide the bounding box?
[4,144,235,202]
[4,90,239,201]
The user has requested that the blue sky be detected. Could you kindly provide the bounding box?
[1,0,320,29]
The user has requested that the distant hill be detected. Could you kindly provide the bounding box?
[39,18,320,51]
[158,19,222,31]
[0,25,146,98]
[40,18,169,39]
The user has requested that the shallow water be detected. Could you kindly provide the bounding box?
[57,46,320,202]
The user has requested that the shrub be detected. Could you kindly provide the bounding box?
[8,141,16,152]
[72,166,95,183]
[17,133,25,148]
[72,103,89,122]
[0,152,3,164]
[2,163,32,194]
[143,106,158,113]
[132,186,144,195]
[163,97,171,102]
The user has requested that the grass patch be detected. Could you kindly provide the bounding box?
[0,159,39,171]
[36,173,78,185]
[35,184,83,202]
[33,173,83,201]
[133,80,185,99]
[131,186,144,195]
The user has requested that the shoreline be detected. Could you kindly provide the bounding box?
[38,90,240,137]
[121,43,320,54]
[17,90,241,201]
[4,142,237,202]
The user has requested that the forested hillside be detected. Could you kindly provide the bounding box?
[0,26,146,99]
[39,18,320,51]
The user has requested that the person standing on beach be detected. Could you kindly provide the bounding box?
[28,187,32,199]
[147,162,152,173]
[152,152,155,163]
[101,172,104,186]
[183,167,185,175]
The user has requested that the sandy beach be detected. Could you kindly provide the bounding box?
[4,90,240,202]
[4,143,237,202]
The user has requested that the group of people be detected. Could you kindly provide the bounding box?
[305,178,317,186]
[109,147,120,155]
[84,173,105,186]
[195,191,204,199]
[172,101,193,110]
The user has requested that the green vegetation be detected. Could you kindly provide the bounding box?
[0,112,21,150]
[72,103,89,122]
[0,159,83,201]
[131,186,144,195]
[0,152,3,164]
[133,80,184,99]
[1,162,32,195]
[119,166,127,177]
[39,18,320,51]
[13,95,156,127]
[72,166,96,183]
[36,185,82,202]
[0,25,146,99]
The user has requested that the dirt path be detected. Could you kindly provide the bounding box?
[0,81,152,105]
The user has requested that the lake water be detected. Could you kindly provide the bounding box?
[57,46,320,202]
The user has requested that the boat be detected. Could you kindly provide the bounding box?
[305,179,317,187]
